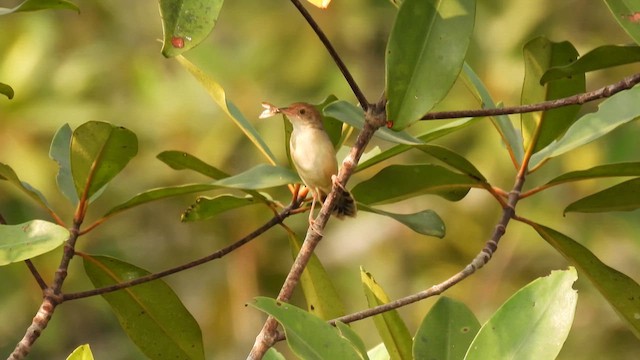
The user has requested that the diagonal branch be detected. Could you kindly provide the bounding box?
[422,72,640,120]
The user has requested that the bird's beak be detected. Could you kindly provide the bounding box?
[259,102,281,119]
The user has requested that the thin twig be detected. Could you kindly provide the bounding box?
[289,0,369,110]
[24,260,48,291]
[422,73,640,120]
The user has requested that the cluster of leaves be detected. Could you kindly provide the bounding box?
[2,0,640,359]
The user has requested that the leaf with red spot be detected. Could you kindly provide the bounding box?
[159,0,224,57]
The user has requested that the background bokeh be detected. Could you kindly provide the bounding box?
[1,0,639,358]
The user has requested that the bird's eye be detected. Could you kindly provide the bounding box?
[299,108,306,115]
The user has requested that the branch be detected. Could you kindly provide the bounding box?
[289,0,370,110]
[422,72,640,120]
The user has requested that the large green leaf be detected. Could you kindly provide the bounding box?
[0,220,69,266]
[465,268,577,360]
[352,164,477,205]
[159,0,224,57]
[0,0,78,15]
[83,255,204,360]
[157,150,229,179]
[521,37,584,152]
[176,56,277,164]
[413,297,480,360]
[181,194,258,222]
[288,232,345,320]
[70,121,138,202]
[564,178,640,213]
[529,84,640,169]
[531,224,640,338]
[604,0,640,45]
[541,45,640,84]
[66,344,94,360]
[335,322,370,360]
[248,297,363,360]
[358,204,445,238]
[461,63,524,166]
[415,145,486,181]
[0,82,14,99]
[544,162,640,187]
[49,124,79,206]
[361,268,413,360]
[0,163,50,210]
[386,0,475,130]
[212,164,299,190]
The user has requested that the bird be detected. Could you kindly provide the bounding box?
[260,102,356,230]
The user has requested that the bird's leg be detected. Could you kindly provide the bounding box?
[331,174,347,192]
[308,192,323,236]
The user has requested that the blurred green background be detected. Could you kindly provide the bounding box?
[1,0,639,358]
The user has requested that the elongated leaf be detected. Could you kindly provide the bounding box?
[213,164,299,189]
[0,0,78,15]
[288,232,345,320]
[355,117,478,173]
[306,0,331,9]
[529,84,640,169]
[359,204,445,238]
[159,0,224,57]
[368,343,390,360]
[542,45,640,84]
[0,220,69,266]
[604,0,640,45]
[413,297,480,360]
[0,163,50,210]
[103,184,218,218]
[531,224,640,338]
[49,124,79,205]
[415,145,486,181]
[181,194,258,222]
[248,297,363,360]
[83,255,204,360]
[264,348,286,360]
[0,82,14,99]
[157,150,229,179]
[361,268,413,360]
[66,344,94,360]
[564,178,640,213]
[176,56,277,164]
[352,164,477,205]
[71,121,138,202]
[545,162,640,187]
[521,37,584,152]
[386,0,475,129]
[335,322,369,360]
[465,268,577,360]
[461,63,524,166]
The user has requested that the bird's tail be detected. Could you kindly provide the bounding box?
[329,188,357,219]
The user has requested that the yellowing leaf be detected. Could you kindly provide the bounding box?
[307,0,332,9]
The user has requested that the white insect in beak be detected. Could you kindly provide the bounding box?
[259,102,280,119]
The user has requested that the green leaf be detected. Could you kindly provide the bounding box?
[359,204,445,238]
[49,124,79,206]
[530,224,640,338]
[413,297,480,360]
[361,268,413,360]
[83,255,204,360]
[367,343,390,360]
[288,232,345,320]
[415,144,486,181]
[103,183,218,218]
[324,101,423,145]
[70,121,138,202]
[181,194,258,222]
[529,84,640,169]
[0,82,14,99]
[0,163,51,210]
[318,95,343,148]
[336,322,370,360]
[545,162,640,187]
[248,297,363,360]
[66,344,94,360]
[541,45,640,84]
[0,0,78,15]
[159,0,224,57]
[157,150,229,179]
[461,63,524,166]
[264,348,286,360]
[564,178,640,213]
[213,164,299,190]
[521,37,585,152]
[176,56,277,164]
[352,164,477,205]
[603,0,640,45]
[0,220,69,266]
[465,268,578,360]
[386,0,476,129]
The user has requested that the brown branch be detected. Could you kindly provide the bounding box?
[422,72,640,120]
[289,0,370,110]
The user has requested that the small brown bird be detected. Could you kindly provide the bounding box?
[260,102,356,228]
